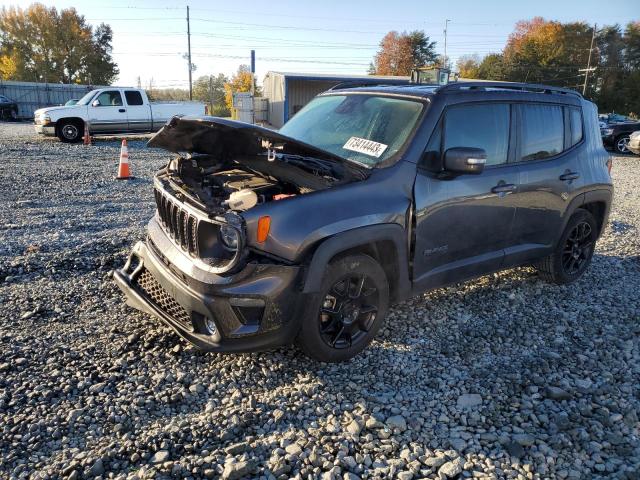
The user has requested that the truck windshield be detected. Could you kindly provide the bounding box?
[279,94,423,167]
[76,90,99,105]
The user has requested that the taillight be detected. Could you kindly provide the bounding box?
[607,158,612,175]
[257,216,271,243]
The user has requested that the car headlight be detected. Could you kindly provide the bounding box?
[219,225,239,250]
[602,128,614,136]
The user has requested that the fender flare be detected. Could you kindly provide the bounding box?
[301,223,411,299]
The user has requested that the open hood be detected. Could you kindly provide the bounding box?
[147,116,368,179]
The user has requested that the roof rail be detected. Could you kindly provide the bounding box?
[437,81,582,98]
[328,80,411,91]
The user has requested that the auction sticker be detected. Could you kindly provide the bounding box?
[343,137,388,158]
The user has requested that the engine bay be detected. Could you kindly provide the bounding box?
[161,153,336,213]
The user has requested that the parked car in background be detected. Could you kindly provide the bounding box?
[34,87,205,143]
[627,131,640,155]
[0,95,18,120]
[64,99,79,106]
[599,113,636,125]
[601,120,640,154]
[115,81,612,362]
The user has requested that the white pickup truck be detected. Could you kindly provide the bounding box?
[34,87,205,143]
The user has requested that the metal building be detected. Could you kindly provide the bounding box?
[0,80,105,119]
[262,72,409,128]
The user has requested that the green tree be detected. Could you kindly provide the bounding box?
[193,73,229,116]
[0,3,118,84]
[477,54,507,80]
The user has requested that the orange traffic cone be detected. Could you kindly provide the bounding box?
[83,121,91,146]
[116,139,133,180]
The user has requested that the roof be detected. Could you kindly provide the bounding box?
[264,71,409,83]
[325,81,583,100]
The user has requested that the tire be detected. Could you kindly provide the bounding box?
[536,209,598,284]
[297,254,389,362]
[614,134,630,154]
[57,120,83,143]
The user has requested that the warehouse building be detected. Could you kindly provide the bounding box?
[262,71,409,128]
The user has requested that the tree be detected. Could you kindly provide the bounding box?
[0,4,118,84]
[456,54,481,78]
[193,73,229,115]
[224,65,255,112]
[371,30,437,76]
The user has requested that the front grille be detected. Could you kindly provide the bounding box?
[154,188,199,256]
[134,268,192,330]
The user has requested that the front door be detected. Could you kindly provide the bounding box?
[413,102,519,291]
[88,90,128,133]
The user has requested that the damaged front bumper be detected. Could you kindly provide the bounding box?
[114,221,311,352]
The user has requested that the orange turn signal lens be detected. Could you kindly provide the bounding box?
[257,216,271,243]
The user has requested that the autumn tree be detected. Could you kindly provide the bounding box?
[224,65,256,112]
[0,3,118,84]
[456,54,481,78]
[371,30,437,76]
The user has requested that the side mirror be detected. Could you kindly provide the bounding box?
[91,99,100,107]
[443,147,487,175]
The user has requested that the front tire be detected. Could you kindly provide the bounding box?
[536,209,598,284]
[297,254,389,362]
[615,134,630,154]
[57,120,83,143]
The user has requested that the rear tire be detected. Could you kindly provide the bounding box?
[297,254,389,362]
[536,209,597,284]
[57,120,83,143]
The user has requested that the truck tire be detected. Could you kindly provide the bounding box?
[297,254,389,362]
[57,120,83,143]
[536,208,597,284]
[615,134,630,154]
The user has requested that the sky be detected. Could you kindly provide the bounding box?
[1,0,638,89]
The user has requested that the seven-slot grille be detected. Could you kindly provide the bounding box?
[154,188,199,256]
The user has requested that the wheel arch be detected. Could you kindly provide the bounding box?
[582,189,613,237]
[301,224,411,303]
[55,117,85,136]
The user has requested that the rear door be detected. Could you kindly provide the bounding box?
[123,90,151,132]
[88,90,128,132]
[413,102,520,290]
[506,103,586,265]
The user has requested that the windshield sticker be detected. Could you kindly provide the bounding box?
[343,137,388,158]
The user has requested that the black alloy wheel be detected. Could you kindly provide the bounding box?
[319,274,379,349]
[297,254,389,362]
[561,221,593,276]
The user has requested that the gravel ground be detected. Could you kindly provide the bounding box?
[0,121,639,480]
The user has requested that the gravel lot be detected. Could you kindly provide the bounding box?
[0,121,639,480]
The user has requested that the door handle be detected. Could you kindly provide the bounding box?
[559,171,580,181]
[119,108,126,113]
[491,183,517,194]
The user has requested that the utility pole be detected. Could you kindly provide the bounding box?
[187,5,193,100]
[581,23,597,95]
[443,19,450,69]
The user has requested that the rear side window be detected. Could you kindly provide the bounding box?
[444,103,510,166]
[568,107,583,147]
[519,104,564,161]
[125,91,144,106]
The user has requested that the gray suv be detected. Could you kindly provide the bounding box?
[115,82,613,362]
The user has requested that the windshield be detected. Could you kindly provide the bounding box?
[279,94,424,167]
[76,90,99,106]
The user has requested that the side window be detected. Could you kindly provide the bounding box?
[444,103,510,166]
[125,91,143,106]
[568,107,583,147]
[95,90,123,107]
[519,104,564,161]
